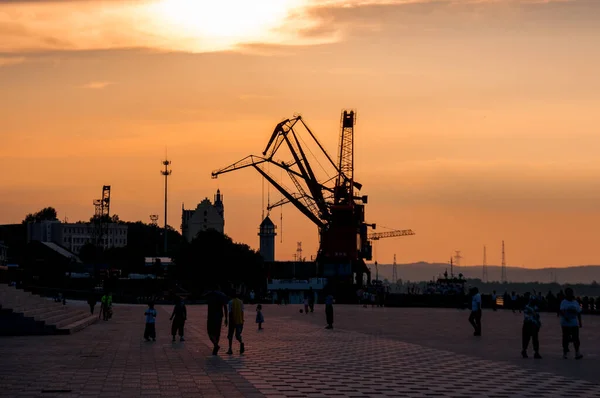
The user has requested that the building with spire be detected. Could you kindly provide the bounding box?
[181,190,225,241]
[258,215,277,262]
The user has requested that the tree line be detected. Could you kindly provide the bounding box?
[17,206,266,295]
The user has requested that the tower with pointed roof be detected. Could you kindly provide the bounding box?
[214,189,224,225]
[258,215,277,263]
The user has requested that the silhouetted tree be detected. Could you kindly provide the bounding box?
[79,242,100,264]
[89,214,121,223]
[22,207,58,223]
[173,229,265,295]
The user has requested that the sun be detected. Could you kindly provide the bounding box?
[149,0,304,49]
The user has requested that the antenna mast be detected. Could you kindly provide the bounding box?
[501,240,507,283]
[392,253,397,284]
[453,250,462,276]
[482,245,488,282]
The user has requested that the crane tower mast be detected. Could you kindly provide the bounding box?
[335,110,355,204]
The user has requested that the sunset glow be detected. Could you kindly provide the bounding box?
[150,0,303,50]
[1,0,599,268]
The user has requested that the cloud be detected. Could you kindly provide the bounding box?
[0,56,25,66]
[238,94,274,101]
[79,81,114,89]
[0,0,579,55]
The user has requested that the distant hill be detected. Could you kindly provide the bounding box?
[371,262,600,284]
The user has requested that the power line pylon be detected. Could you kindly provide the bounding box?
[453,250,463,275]
[149,214,159,226]
[296,242,303,262]
[161,158,172,255]
[501,240,507,283]
[482,245,488,282]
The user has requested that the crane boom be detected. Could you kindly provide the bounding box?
[368,229,416,241]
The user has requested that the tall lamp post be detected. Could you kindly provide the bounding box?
[161,159,172,255]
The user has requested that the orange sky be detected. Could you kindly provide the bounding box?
[1,0,599,268]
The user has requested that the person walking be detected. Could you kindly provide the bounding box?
[256,304,264,330]
[325,292,334,329]
[521,293,542,359]
[560,287,583,359]
[170,296,187,342]
[144,302,157,342]
[303,295,309,315]
[227,291,245,355]
[468,287,482,336]
[87,292,97,315]
[100,292,112,321]
[308,287,315,313]
[491,290,497,312]
[205,285,229,355]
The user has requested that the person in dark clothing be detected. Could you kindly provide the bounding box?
[205,286,229,355]
[325,293,334,329]
[469,287,482,336]
[521,293,542,359]
[144,303,157,342]
[87,293,96,315]
[308,287,315,313]
[556,290,565,317]
[170,297,187,342]
[491,290,497,311]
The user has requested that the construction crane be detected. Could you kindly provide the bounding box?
[369,229,416,277]
[368,229,415,241]
[211,111,412,289]
[93,185,111,249]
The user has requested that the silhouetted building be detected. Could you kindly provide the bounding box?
[181,190,225,241]
[259,216,277,262]
[0,223,29,263]
[26,221,127,254]
[21,241,81,273]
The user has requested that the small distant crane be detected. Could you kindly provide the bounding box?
[368,229,415,241]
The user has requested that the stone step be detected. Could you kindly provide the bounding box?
[0,284,98,335]
[56,314,98,334]
[4,301,62,313]
[55,312,93,329]
[35,308,74,323]
[22,307,67,319]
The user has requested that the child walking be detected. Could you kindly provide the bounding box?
[227,291,245,355]
[256,304,264,330]
[144,303,157,341]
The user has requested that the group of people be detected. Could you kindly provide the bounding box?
[141,286,266,355]
[143,296,187,342]
[469,287,584,359]
[87,292,113,321]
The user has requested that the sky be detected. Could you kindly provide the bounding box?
[1,0,599,269]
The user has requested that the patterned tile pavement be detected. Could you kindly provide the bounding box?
[1,303,599,397]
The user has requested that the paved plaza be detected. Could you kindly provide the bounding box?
[1,303,599,397]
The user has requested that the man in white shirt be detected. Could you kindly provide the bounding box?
[469,287,482,336]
